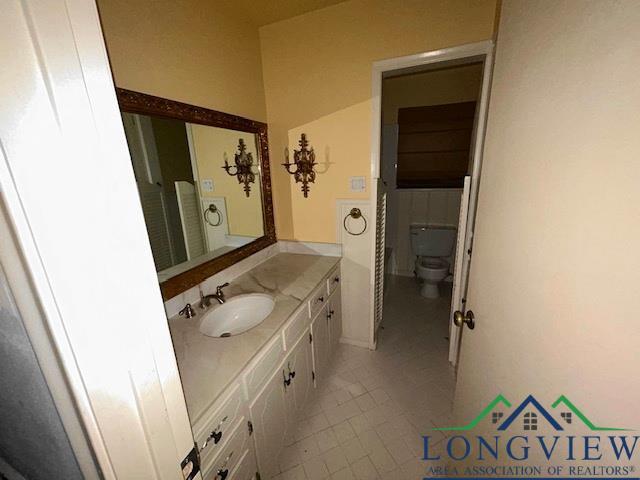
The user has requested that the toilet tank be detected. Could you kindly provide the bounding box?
[410,225,457,257]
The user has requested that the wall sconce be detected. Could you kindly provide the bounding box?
[222,138,255,197]
[283,133,317,198]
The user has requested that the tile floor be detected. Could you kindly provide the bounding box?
[273,275,455,479]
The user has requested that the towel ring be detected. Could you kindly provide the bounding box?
[204,204,223,227]
[343,208,367,236]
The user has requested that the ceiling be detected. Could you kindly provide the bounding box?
[227,0,348,27]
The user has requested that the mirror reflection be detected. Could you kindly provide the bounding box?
[121,113,265,282]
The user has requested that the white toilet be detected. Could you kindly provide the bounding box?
[410,225,457,298]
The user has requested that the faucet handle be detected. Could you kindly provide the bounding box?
[198,286,208,309]
[216,282,230,295]
[179,303,195,318]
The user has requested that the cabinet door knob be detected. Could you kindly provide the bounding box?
[333,276,340,283]
[216,468,229,480]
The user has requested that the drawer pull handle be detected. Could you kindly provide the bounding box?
[316,296,324,303]
[216,450,234,479]
[283,370,292,387]
[201,415,228,450]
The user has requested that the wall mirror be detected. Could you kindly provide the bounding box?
[117,89,276,299]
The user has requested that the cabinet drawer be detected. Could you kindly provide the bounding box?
[243,335,285,399]
[202,418,251,480]
[327,265,341,296]
[230,449,258,480]
[308,281,328,319]
[195,383,244,471]
[282,304,310,350]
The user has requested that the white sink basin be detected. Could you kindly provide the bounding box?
[199,293,275,338]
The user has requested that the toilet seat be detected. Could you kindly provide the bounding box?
[418,257,448,270]
[414,256,449,299]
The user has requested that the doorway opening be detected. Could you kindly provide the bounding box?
[370,43,494,391]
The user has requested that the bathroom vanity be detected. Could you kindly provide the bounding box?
[117,88,345,479]
[169,253,342,479]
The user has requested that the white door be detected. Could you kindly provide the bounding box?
[176,180,207,260]
[310,307,331,384]
[121,113,175,270]
[372,178,387,340]
[0,1,195,477]
[286,330,314,416]
[248,366,287,479]
[448,176,471,366]
[328,289,343,349]
[454,0,640,443]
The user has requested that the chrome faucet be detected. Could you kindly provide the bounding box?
[200,282,230,308]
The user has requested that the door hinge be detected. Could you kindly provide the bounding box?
[309,332,313,343]
[247,420,254,436]
[180,444,200,480]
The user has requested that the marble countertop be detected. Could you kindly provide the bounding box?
[168,253,341,426]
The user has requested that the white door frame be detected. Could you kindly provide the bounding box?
[369,40,495,352]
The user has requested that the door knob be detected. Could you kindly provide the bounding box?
[453,310,475,330]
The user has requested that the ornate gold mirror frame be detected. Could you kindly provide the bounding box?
[116,88,276,300]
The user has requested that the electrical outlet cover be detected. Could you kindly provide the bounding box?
[202,179,214,192]
[350,176,366,192]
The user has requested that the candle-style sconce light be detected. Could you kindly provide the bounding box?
[222,138,256,197]
[283,133,317,198]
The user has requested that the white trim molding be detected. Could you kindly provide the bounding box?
[368,40,495,356]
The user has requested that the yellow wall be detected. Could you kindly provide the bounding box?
[260,0,498,242]
[189,125,264,237]
[382,63,483,125]
[97,0,267,122]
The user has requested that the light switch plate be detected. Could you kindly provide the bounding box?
[350,176,366,192]
[201,179,214,192]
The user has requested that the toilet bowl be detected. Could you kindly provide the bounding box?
[410,224,456,299]
[416,256,450,298]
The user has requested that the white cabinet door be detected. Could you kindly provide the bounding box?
[285,329,314,416]
[228,449,258,480]
[310,307,331,384]
[248,364,287,479]
[328,287,343,348]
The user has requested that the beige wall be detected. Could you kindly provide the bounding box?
[260,0,498,241]
[190,125,264,237]
[454,0,640,463]
[97,0,267,122]
[382,63,483,125]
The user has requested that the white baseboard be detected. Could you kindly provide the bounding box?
[339,337,373,350]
